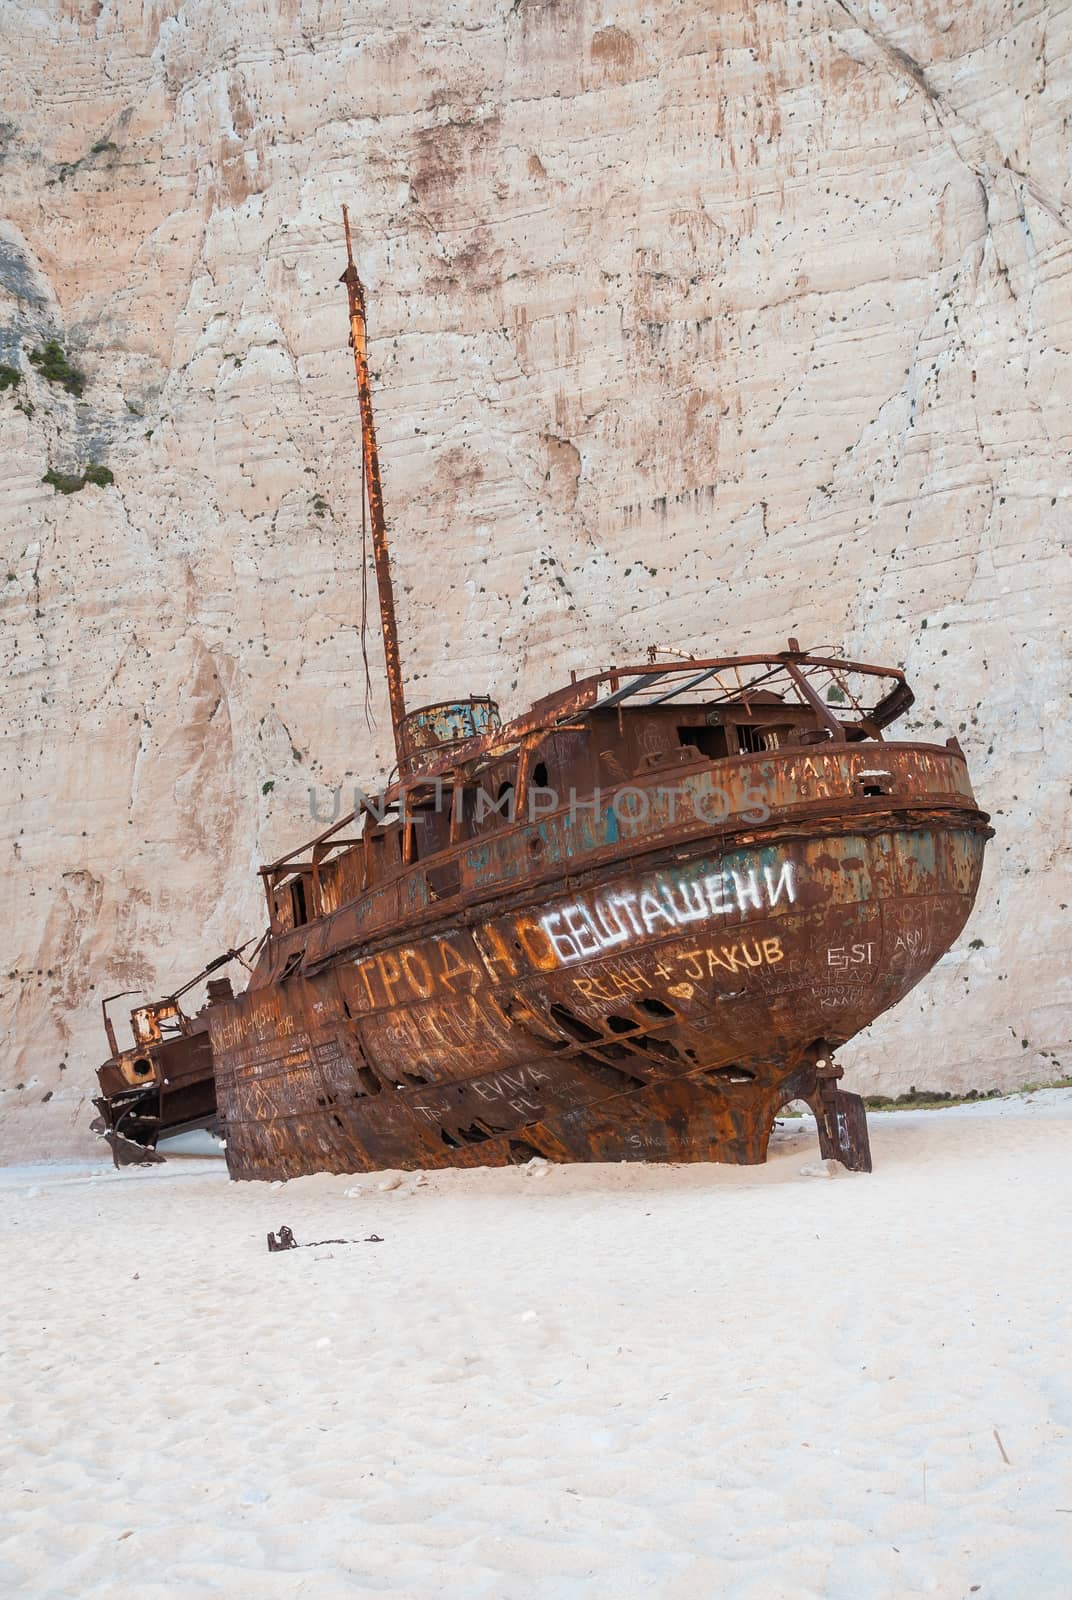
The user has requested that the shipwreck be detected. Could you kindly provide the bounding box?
[92,211,993,1178]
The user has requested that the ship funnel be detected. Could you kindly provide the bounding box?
[399,698,501,775]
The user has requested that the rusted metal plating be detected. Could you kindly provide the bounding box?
[212,760,988,1181]
[92,223,993,1180]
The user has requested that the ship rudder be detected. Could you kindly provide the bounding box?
[811,1079,872,1173]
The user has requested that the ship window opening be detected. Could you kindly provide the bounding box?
[532,761,549,788]
[279,948,305,982]
[457,1121,496,1144]
[629,1034,683,1064]
[574,1054,646,1092]
[736,725,771,755]
[605,1014,637,1034]
[862,784,883,796]
[132,1056,153,1077]
[592,1039,640,1065]
[356,1066,382,1096]
[549,1003,603,1045]
[637,997,675,1019]
[677,725,728,760]
[509,1139,544,1163]
[703,1064,756,1084]
[426,859,461,899]
[290,875,308,926]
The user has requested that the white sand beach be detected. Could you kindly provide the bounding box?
[3,1092,1071,1600]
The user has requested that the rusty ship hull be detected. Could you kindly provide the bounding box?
[91,215,993,1179]
[210,742,988,1181]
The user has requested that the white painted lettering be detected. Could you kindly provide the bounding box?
[592,901,629,947]
[563,904,600,957]
[732,869,763,913]
[612,892,645,936]
[704,874,735,913]
[543,912,580,962]
[639,891,677,934]
[763,862,797,906]
[667,880,709,924]
[536,856,804,968]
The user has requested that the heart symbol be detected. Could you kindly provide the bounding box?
[667,982,695,1001]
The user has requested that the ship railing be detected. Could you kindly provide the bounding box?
[587,644,911,732]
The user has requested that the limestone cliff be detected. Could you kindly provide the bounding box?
[1,0,1069,1157]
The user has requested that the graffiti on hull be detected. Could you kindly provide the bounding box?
[539,861,798,966]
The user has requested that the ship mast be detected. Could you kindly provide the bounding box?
[340,205,407,772]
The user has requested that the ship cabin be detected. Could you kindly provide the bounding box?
[257,645,916,949]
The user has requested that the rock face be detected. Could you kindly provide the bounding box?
[1,1,1069,1159]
